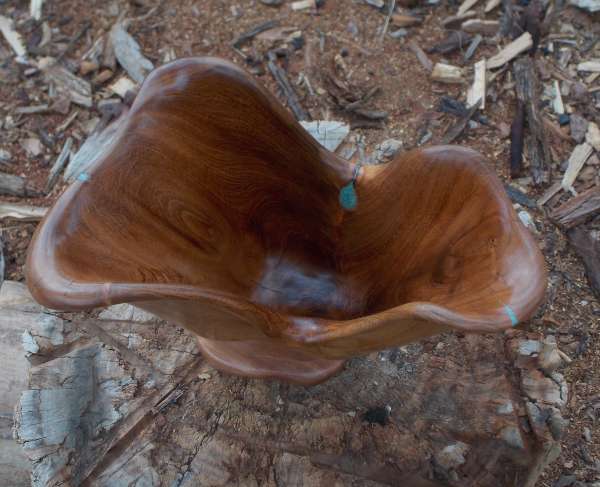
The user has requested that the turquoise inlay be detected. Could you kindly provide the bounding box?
[77,172,91,182]
[504,305,519,327]
[339,183,357,210]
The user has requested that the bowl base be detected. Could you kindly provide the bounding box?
[196,337,344,386]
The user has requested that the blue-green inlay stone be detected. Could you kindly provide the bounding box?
[504,305,519,327]
[339,183,357,210]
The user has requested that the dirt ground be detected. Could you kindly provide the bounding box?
[1,0,599,485]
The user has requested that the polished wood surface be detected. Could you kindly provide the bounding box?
[26,57,546,384]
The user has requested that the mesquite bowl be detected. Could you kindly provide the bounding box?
[26,58,546,385]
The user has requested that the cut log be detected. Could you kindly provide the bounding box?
[513,57,551,186]
[550,188,600,229]
[7,284,568,487]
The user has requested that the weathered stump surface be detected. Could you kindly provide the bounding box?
[3,280,568,487]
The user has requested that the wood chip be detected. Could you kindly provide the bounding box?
[487,32,533,70]
[552,80,564,115]
[431,63,464,84]
[109,76,137,98]
[442,10,476,28]
[577,61,600,73]
[15,105,49,115]
[30,0,44,20]
[464,34,482,60]
[45,137,72,193]
[0,15,26,60]
[550,188,600,229]
[462,19,500,35]
[300,121,349,152]
[562,143,593,192]
[0,203,47,221]
[485,0,502,12]
[110,22,154,84]
[537,181,562,206]
[291,0,316,10]
[586,122,600,151]
[0,173,30,197]
[458,0,480,16]
[44,64,92,108]
[467,59,486,109]
[391,14,423,27]
[408,40,433,72]
[443,98,481,143]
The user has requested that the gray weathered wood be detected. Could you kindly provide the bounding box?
[110,22,154,84]
[44,64,92,108]
[513,57,551,186]
[550,187,600,229]
[0,172,28,197]
[45,137,72,193]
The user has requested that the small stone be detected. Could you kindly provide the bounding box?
[374,138,402,162]
[20,137,42,157]
[434,442,470,471]
[518,210,536,232]
[498,122,511,138]
[569,114,589,143]
[558,113,570,126]
[260,0,283,5]
[198,373,211,380]
[0,148,10,162]
[583,426,592,442]
[97,98,124,118]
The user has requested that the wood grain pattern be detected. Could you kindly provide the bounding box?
[26,57,547,384]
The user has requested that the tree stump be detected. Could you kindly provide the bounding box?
[4,280,568,486]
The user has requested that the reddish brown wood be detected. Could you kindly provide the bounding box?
[26,57,547,384]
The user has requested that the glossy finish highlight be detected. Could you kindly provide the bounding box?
[26,57,546,385]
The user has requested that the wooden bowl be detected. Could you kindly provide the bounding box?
[26,58,546,385]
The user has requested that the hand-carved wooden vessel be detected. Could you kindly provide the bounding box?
[27,57,546,385]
